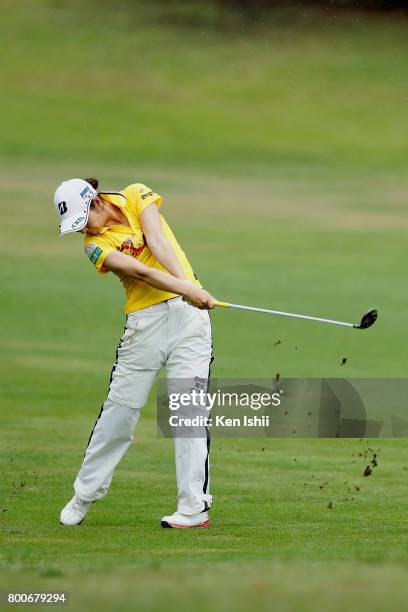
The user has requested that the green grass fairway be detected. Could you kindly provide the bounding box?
[1,162,408,610]
[1,2,408,610]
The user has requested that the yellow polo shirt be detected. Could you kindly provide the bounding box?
[84,183,201,313]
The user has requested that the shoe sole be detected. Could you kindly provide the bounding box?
[161,519,210,529]
[59,518,85,526]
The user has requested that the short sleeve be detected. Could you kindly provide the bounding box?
[84,236,115,275]
[124,183,162,217]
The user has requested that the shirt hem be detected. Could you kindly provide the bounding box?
[124,292,178,314]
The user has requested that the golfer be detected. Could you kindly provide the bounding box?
[54,178,215,528]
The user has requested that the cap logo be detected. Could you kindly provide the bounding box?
[80,186,94,204]
[72,216,86,229]
[58,201,68,215]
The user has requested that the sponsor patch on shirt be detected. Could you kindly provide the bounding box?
[90,246,103,264]
[85,242,96,256]
[118,237,146,258]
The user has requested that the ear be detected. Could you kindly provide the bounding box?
[91,196,103,209]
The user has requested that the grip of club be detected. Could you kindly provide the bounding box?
[214,300,230,308]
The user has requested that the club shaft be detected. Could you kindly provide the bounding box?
[224,303,354,328]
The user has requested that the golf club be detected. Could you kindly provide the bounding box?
[213,301,378,330]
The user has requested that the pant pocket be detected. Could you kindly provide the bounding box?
[119,318,140,350]
[197,308,212,342]
[183,301,212,341]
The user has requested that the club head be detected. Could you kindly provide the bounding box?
[354,309,378,330]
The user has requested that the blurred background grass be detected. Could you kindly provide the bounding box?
[1,0,408,170]
[1,1,408,610]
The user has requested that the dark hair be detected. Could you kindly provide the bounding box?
[84,177,99,190]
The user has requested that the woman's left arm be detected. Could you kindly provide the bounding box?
[140,202,186,279]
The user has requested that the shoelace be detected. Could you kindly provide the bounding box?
[72,498,88,513]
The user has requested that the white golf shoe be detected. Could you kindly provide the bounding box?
[60,495,92,526]
[161,510,209,529]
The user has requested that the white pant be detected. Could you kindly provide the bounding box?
[74,296,214,515]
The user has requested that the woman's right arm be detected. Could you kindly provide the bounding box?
[103,250,214,309]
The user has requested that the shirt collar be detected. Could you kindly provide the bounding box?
[99,191,127,209]
[97,191,136,234]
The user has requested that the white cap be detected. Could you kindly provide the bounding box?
[54,178,97,237]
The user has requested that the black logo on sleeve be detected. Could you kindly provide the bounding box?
[58,201,68,215]
[141,191,154,200]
